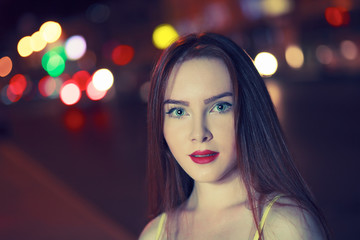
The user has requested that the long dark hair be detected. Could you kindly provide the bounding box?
[147,32,329,239]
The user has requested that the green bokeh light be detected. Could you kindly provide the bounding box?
[41,46,67,77]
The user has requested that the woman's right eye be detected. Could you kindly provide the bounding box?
[166,108,187,118]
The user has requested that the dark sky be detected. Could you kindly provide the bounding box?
[0,0,100,33]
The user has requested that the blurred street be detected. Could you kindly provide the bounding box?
[0,0,360,239]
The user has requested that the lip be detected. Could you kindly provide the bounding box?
[189,150,219,164]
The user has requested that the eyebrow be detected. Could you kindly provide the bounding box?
[203,92,233,104]
[163,92,233,106]
[163,99,189,106]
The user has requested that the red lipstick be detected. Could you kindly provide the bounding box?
[189,150,219,164]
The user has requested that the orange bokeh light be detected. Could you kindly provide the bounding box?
[0,56,13,77]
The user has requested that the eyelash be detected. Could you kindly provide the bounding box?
[165,102,233,119]
[166,107,188,119]
[210,102,232,114]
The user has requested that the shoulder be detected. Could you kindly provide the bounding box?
[139,213,165,240]
[263,196,326,240]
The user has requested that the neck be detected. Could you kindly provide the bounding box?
[186,170,248,212]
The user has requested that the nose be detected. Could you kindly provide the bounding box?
[189,114,213,143]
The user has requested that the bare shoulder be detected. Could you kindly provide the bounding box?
[263,197,326,240]
[139,213,164,240]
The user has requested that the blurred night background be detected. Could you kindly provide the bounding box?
[0,0,359,239]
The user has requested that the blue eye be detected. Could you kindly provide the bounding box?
[166,108,187,118]
[211,102,232,113]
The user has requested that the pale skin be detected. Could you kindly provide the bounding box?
[140,58,325,240]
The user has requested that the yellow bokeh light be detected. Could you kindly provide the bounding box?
[17,36,33,57]
[261,0,293,16]
[285,45,304,69]
[152,24,179,49]
[40,21,62,43]
[254,52,278,77]
[31,31,47,52]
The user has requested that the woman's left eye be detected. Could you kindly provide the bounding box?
[210,102,232,113]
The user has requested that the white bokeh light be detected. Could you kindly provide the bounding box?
[60,83,81,105]
[65,35,87,60]
[92,68,114,91]
[254,52,278,77]
[86,80,107,101]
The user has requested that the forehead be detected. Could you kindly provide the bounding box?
[165,58,233,100]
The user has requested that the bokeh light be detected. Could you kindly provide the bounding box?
[285,45,304,69]
[87,3,111,23]
[63,108,85,131]
[60,81,81,105]
[239,0,263,20]
[38,76,57,98]
[6,84,22,103]
[316,45,333,64]
[73,70,91,91]
[9,74,27,95]
[139,81,150,102]
[47,54,65,77]
[17,36,33,57]
[92,68,114,91]
[86,80,107,101]
[1,85,12,105]
[340,40,358,60]
[40,21,62,43]
[65,35,87,60]
[111,45,134,65]
[42,47,67,77]
[254,52,278,76]
[30,31,47,52]
[152,24,179,49]
[1,84,21,104]
[0,56,13,77]
[325,7,350,27]
[261,0,293,16]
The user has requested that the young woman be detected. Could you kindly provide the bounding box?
[140,33,329,240]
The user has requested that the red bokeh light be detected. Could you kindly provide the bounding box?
[63,108,85,131]
[72,70,91,91]
[6,85,22,103]
[325,7,350,27]
[111,45,134,66]
[9,74,27,95]
[38,76,56,97]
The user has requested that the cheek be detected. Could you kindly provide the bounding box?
[211,116,237,152]
[163,120,187,152]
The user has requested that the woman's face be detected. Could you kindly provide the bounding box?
[163,58,237,183]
